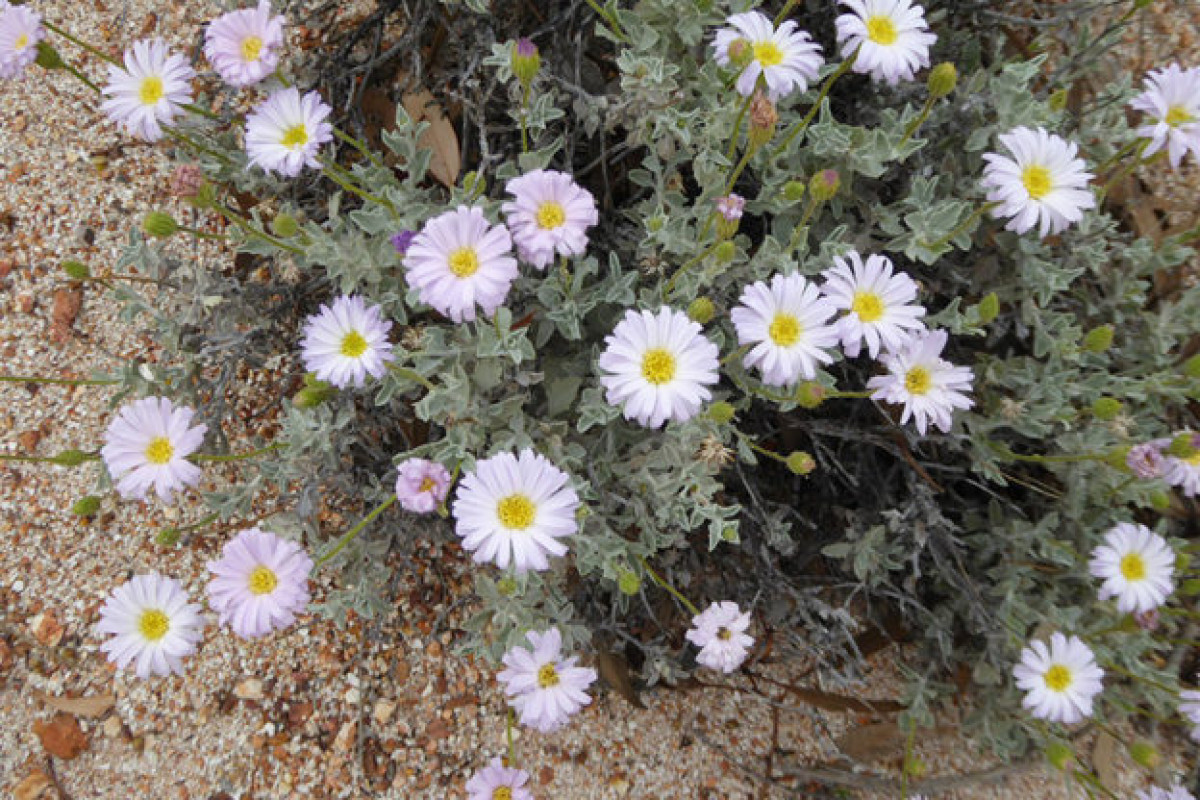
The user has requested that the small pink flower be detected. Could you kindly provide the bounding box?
[1126,441,1166,479]
[465,757,533,800]
[207,527,313,639]
[716,193,745,222]
[395,458,452,513]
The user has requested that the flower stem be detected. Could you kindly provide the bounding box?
[61,61,101,93]
[332,126,387,171]
[583,0,628,42]
[919,202,998,251]
[215,203,305,255]
[771,53,857,157]
[43,20,120,66]
[663,241,723,299]
[506,707,518,765]
[985,440,1105,465]
[828,389,872,399]
[178,225,227,241]
[1102,659,1178,697]
[319,159,397,214]
[315,494,398,568]
[898,94,937,146]
[773,0,799,25]
[0,374,118,386]
[0,452,99,464]
[193,443,283,463]
[519,84,531,154]
[637,556,701,616]
[725,92,754,163]
[724,143,759,195]
[386,363,437,392]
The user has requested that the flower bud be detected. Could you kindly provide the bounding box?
[1182,354,1200,378]
[1081,324,1114,353]
[1048,88,1070,112]
[647,215,665,233]
[143,211,179,238]
[1044,741,1073,771]
[62,260,90,280]
[1177,552,1191,572]
[52,449,91,467]
[720,525,739,542]
[71,496,102,517]
[902,755,927,779]
[1129,740,1161,770]
[809,169,840,203]
[795,381,826,409]
[35,42,66,70]
[617,570,641,595]
[688,297,716,325]
[707,401,736,424]
[497,576,519,596]
[272,213,299,238]
[782,180,806,205]
[156,527,181,547]
[715,193,745,240]
[1104,445,1132,471]
[786,451,816,475]
[1166,432,1200,460]
[293,377,334,409]
[511,38,540,87]
[747,91,778,149]
[714,240,736,263]
[927,62,958,99]
[1180,578,1200,596]
[1150,490,1172,511]
[976,292,999,324]
[169,164,205,200]
[1091,397,1122,420]
[727,38,752,69]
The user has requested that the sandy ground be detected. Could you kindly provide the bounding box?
[2,1,1198,798]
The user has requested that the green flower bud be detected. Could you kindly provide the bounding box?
[1048,88,1070,112]
[688,297,716,325]
[35,42,66,70]
[617,570,641,596]
[71,496,102,517]
[720,525,739,542]
[1150,490,1172,511]
[1044,741,1073,771]
[809,169,840,203]
[293,379,334,409]
[727,38,752,69]
[647,215,666,233]
[1129,740,1161,770]
[902,755,927,779]
[1182,354,1200,378]
[1104,445,1132,471]
[1180,578,1200,596]
[142,211,179,238]
[271,213,299,238]
[1177,552,1191,572]
[707,401,736,424]
[795,381,826,409]
[1091,397,1122,420]
[927,62,958,99]
[1167,432,1200,459]
[156,527,181,547]
[52,449,91,467]
[714,240,736,263]
[782,180,806,205]
[511,38,541,87]
[62,260,90,280]
[496,576,519,596]
[1081,324,1114,353]
[786,451,816,475]
[976,292,999,324]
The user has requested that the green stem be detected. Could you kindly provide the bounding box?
[1099,140,1152,197]
[507,707,517,765]
[43,20,119,65]
[725,92,754,163]
[0,375,118,386]
[0,452,99,464]
[828,389,872,399]
[193,443,283,463]
[178,225,227,241]
[720,344,752,367]
[320,159,396,213]
[165,127,234,167]
[315,494,397,567]
[61,61,101,93]
[637,556,701,616]
[724,143,759,195]
[179,512,220,532]
[558,255,573,297]
[773,0,799,25]
[181,103,222,122]
[919,202,998,250]
[386,363,437,392]
[583,0,628,42]
[519,84,530,154]
[786,193,824,252]
[1102,659,1178,697]
[332,126,387,171]
[898,94,937,146]
[771,53,857,157]
[1092,137,1144,177]
[215,203,305,255]
[985,440,1106,465]
[734,428,789,465]
[663,241,723,299]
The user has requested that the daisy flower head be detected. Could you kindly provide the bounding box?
[0,1,43,80]
[245,87,333,177]
[465,757,533,800]
[207,527,312,639]
[820,251,926,359]
[712,11,823,100]
[1137,783,1197,800]
[867,329,974,435]
[497,628,598,733]
[405,206,520,323]
[1012,632,1103,724]
[1089,522,1175,614]
[100,39,195,143]
[1130,64,1200,168]
[502,170,599,270]
[1126,441,1167,479]
[686,601,754,673]
[1162,433,1200,497]
[204,0,285,87]
[730,273,840,387]
[95,574,204,679]
[981,126,1096,238]
[1179,687,1200,743]
[452,449,579,573]
[101,396,207,504]
[300,294,394,388]
[597,307,720,429]
[395,458,452,514]
[835,0,937,86]
[716,193,746,222]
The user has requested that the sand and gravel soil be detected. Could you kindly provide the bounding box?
[2,1,1198,798]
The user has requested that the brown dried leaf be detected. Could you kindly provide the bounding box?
[836,721,904,763]
[33,712,89,760]
[35,691,115,719]
[1092,730,1119,791]
[401,90,460,188]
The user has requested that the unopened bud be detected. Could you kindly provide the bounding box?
[727,38,752,69]
[1048,88,1070,112]
[52,449,91,467]
[809,169,840,202]
[1081,324,1114,353]
[747,91,778,149]
[927,62,958,99]
[156,527,181,547]
[497,576,519,596]
[1182,354,1200,378]
[1129,740,1161,770]
[511,38,540,87]
[272,213,299,238]
[1044,741,1073,771]
[721,525,739,542]
[976,292,999,324]
[35,42,66,70]
[1150,490,1172,511]
[1180,578,1200,596]
[902,755,927,779]
[1166,432,1200,460]
[62,260,90,280]
[1177,552,1191,572]
[293,378,333,409]
[169,164,205,199]
[143,211,178,238]
[786,451,816,475]
[782,180,806,205]
[707,401,736,424]
[71,496,102,517]
[1104,445,1132,471]
[688,297,716,325]
[795,381,826,409]
[1091,397,1122,420]
[714,240,736,263]
[617,570,641,595]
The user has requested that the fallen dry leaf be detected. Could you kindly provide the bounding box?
[12,769,54,800]
[35,691,115,719]
[50,287,83,344]
[33,712,89,760]
[401,89,460,188]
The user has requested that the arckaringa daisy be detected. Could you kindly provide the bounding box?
[1088,522,1175,615]
[96,574,205,679]
[497,628,598,733]
[981,126,1096,238]
[101,38,195,142]
[101,396,207,504]
[1130,63,1200,169]
[820,251,926,359]
[0,1,44,80]
[394,458,452,514]
[1012,632,1103,724]
[465,757,534,800]
[712,11,823,100]
[204,0,286,87]
[867,330,974,435]
[207,527,313,639]
[835,0,937,85]
[730,273,840,387]
[502,170,598,270]
[299,294,394,388]
[686,601,754,673]
[244,87,333,177]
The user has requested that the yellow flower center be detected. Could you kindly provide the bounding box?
[641,348,677,386]
[865,15,899,46]
[248,565,279,595]
[340,330,368,358]
[419,477,437,493]
[144,436,175,465]
[493,790,513,800]
[768,313,802,347]
[1120,552,1147,582]
[752,40,784,68]
[14,33,29,51]
[496,493,536,530]
[1186,451,1200,467]
[138,609,170,641]
[537,663,560,688]
[1165,105,1194,127]
[850,290,885,323]
[447,247,480,278]
[904,366,932,396]
[1043,663,1074,693]
[280,124,309,149]
[536,201,566,230]
[717,627,732,641]
[1021,165,1053,200]
[240,35,264,63]
[139,76,165,106]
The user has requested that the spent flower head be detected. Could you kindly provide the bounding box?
[395,458,452,514]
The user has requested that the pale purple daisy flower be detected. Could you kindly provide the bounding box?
[452,449,579,573]
[101,396,207,504]
[1162,433,1200,497]
[686,601,754,673]
[101,38,195,143]
[1012,632,1103,724]
[95,574,204,679]
[1137,783,1197,800]
[712,11,823,100]
[0,1,44,80]
[300,294,394,388]
[245,87,333,177]
[390,230,417,256]
[405,206,520,322]
[1127,441,1167,479]
[730,273,840,387]
[502,170,598,270]
[207,527,312,639]
[867,330,974,435]
[465,757,534,800]
[1130,64,1200,169]
[1179,687,1200,743]
[835,0,937,86]
[716,193,746,222]
[395,458,452,514]
[820,251,926,359]
[1088,522,1175,615]
[981,126,1096,239]
[204,0,285,87]
[498,628,597,733]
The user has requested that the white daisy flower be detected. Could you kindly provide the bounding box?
[405,206,520,323]
[712,11,823,100]
[1130,64,1200,169]
[101,397,207,504]
[204,0,286,88]
[598,307,720,429]
[0,1,43,80]
[981,126,1096,239]
[867,330,974,435]
[1162,434,1200,497]
[1088,522,1175,615]
[1179,688,1200,743]
[245,87,333,177]
[730,273,840,387]
[835,0,937,86]
[502,170,599,270]
[299,294,395,389]
[100,38,195,143]
[465,757,533,800]
[452,449,580,573]
[685,601,754,673]
[95,574,205,679]
[206,527,313,639]
[820,251,926,359]
[497,628,598,733]
[1012,632,1103,724]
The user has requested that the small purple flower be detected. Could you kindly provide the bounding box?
[207,527,313,639]
[390,230,416,256]
[515,37,537,59]
[395,458,452,513]
[1127,441,1167,479]
[716,193,745,222]
[1134,609,1161,632]
[465,757,533,800]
